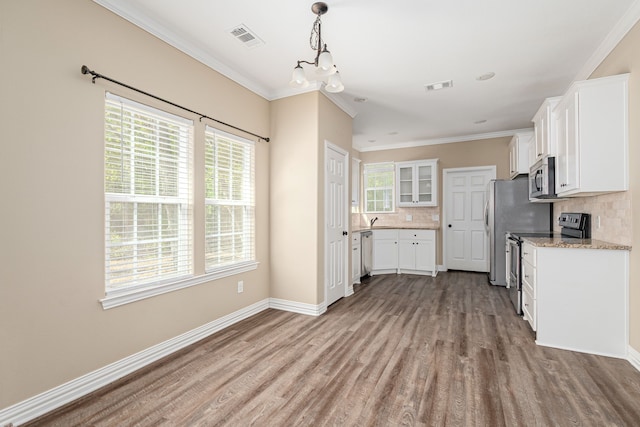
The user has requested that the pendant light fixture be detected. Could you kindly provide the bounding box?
[289,2,344,93]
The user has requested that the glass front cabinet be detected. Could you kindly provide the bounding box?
[396,159,438,207]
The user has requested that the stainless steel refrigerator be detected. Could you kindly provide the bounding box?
[485,177,551,286]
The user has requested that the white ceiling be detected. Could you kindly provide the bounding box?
[94,0,640,151]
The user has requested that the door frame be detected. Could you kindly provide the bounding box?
[324,141,351,307]
[442,166,496,271]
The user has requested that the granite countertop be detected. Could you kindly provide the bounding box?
[353,225,440,233]
[522,236,631,251]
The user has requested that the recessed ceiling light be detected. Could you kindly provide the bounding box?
[476,72,496,81]
[474,119,487,124]
[425,80,453,91]
[354,97,368,103]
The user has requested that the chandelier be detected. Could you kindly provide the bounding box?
[289,2,344,93]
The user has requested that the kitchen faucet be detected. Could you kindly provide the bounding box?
[370,217,379,227]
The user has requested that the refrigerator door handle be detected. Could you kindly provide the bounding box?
[484,199,489,232]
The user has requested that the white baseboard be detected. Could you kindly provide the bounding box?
[0,299,270,427]
[269,297,326,316]
[628,345,640,372]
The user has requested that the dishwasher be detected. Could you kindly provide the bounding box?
[360,231,373,277]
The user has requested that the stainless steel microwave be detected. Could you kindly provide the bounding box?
[529,157,556,199]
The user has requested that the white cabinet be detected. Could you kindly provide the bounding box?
[521,242,537,331]
[372,229,398,274]
[351,158,360,206]
[508,132,532,178]
[398,229,436,276]
[372,229,437,276]
[530,97,561,166]
[352,233,361,284]
[396,159,438,207]
[554,74,629,197]
[534,245,628,358]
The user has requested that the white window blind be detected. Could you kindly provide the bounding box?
[364,162,395,213]
[204,126,255,271]
[104,93,194,292]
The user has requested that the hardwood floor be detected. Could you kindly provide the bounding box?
[26,272,640,426]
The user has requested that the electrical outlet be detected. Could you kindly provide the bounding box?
[432,214,440,221]
[406,215,412,221]
[237,280,244,293]
[596,215,601,229]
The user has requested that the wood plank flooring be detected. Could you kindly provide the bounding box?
[25,272,640,426]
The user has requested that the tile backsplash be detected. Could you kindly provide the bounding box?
[352,206,441,229]
[553,191,632,246]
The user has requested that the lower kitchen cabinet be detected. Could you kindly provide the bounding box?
[372,229,437,276]
[372,229,398,274]
[398,229,436,276]
[521,242,537,330]
[352,233,361,285]
[534,245,629,358]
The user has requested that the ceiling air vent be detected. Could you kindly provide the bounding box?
[425,80,454,92]
[228,24,264,49]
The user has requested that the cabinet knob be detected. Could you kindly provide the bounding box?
[448,224,452,228]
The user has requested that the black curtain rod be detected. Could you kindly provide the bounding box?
[81,65,270,143]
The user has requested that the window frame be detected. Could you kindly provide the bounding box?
[204,126,256,273]
[363,162,396,213]
[100,94,259,310]
[104,93,194,296]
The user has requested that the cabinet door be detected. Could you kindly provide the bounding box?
[397,165,414,206]
[533,114,545,163]
[414,239,435,271]
[555,104,569,192]
[416,163,434,204]
[373,239,398,270]
[564,96,579,192]
[351,158,360,206]
[556,95,579,194]
[352,243,361,282]
[509,139,517,178]
[398,240,415,269]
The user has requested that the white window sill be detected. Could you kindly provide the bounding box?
[100,261,259,310]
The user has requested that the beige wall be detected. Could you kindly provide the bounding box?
[0,0,270,407]
[357,137,511,263]
[270,92,353,305]
[270,92,319,304]
[555,19,640,350]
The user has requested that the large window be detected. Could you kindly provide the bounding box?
[104,94,193,292]
[364,162,395,213]
[204,127,255,271]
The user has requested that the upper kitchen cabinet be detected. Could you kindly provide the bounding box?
[396,159,438,207]
[554,74,629,197]
[508,131,533,178]
[530,97,561,167]
[352,158,361,206]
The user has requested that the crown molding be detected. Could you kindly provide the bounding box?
[574,0,640,81]
[355,128,533,152]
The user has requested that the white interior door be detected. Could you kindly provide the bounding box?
[325,142,349,306]
[444,167,496,272]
